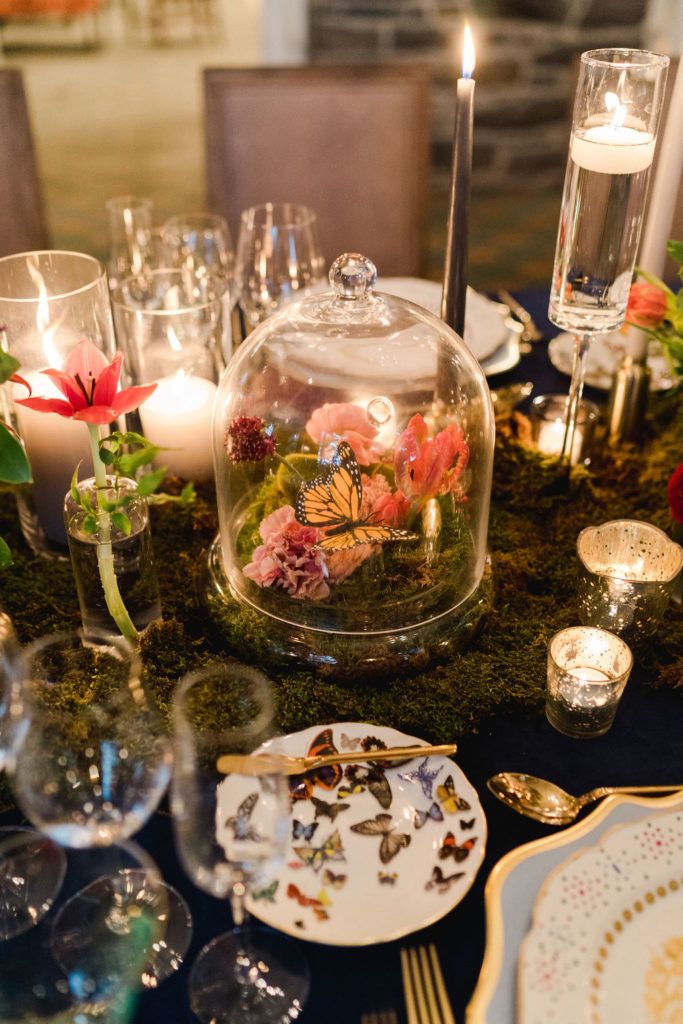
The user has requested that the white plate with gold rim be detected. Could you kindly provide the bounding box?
[548,331,675,391]
[518,804,683,1024]
[466,792,683,1024]
[219,722,486,946]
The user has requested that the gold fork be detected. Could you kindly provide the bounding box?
[361,1012,399,1024]
[401,944,456,1024]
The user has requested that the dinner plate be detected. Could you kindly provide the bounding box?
[466,791,683,1024]
[519,803,683,1024]
[219,722,486,946]
[548,331,675,391]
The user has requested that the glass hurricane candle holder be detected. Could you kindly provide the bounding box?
[0,251,117,553]
[529,394,599,466]
[546,625,633,738]
[577,519,683,646]
[112,269,226,480]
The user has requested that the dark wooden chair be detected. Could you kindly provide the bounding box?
[0,68,48,258]
[203,65,431,278]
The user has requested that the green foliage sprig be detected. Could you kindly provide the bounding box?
[0,351,32,568]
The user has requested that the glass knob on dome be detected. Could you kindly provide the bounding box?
[329,253,377,300]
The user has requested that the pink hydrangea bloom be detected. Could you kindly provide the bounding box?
[394,414,469,507]
[372,489,411,527]
[243,505,330,601]
[306,402,384,466]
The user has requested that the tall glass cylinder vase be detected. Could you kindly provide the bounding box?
[64,476,161,641]
[548,49,669,462]
[112,269,226,481]
[0,251,117,554]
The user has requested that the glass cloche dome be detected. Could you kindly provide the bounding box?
[208,254,494,677]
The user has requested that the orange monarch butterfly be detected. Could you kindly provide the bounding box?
[295,440,418,551]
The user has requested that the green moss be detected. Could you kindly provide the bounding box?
[0,389,681,777]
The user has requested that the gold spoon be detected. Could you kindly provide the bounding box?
[487,772,683,826]
[217,743,457,777]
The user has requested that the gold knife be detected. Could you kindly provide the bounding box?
[497,289,543,342]
[216,742,457,777]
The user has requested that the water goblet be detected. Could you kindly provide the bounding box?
[161,212,235,288]
[172,661,310,1024]
[236,202,325,329]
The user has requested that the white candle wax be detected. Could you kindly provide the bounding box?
[536,419,584,464]
[139,372,217,480]
[138,341,214,383]
[14,371,92,544]
[571,126,656,175]
[567,666,611,682]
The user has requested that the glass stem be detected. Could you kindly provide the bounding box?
[87,425,138,642]
[561,333,590,464]
[230,872,247,929]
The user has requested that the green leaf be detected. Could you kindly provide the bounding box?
[98,494,118,513]
[119,431,149,447]
[180,482,196,504]
[118,446,160,476]
[0,351,19,387]
[0,422,32,484]
[0,536,12,569]
[98,445,117,466]
[82,513,98,535]
[70,464,82,503]
[111,511,132,535]
[136,467,166,496]
[666,239,683,265]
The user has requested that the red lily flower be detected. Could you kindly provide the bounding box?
[15,339,156,425]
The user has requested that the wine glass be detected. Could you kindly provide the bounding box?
[0,615,67,941]
[548,48,669,461]
[172,661,310,1024]
[161,212,235,286]
[8,627,192,987]
[236,202,325,329]
[106,195,155,291]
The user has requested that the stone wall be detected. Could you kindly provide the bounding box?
[310,0,648,190]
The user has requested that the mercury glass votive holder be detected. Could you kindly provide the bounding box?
[546,626,633,738]
[529,394,599,465]
[577,519,683,646]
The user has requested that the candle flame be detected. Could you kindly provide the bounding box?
[167,325,183,353]
[462,22,475,79]
[605,91,626,130]
[27,255,65,369]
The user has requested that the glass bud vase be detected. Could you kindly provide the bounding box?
[64,476,162,640]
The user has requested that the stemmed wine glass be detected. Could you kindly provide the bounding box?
[162,212,235,286]
[172,661,310,1024]
[0,614,67,941]
[8,628,192,987]
[236,202,325,329]
[548,48,669,461]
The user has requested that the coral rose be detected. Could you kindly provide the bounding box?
[306,402,384,466]
[668,462,683,525]
[372,489,410,527]
[626,282,667,330]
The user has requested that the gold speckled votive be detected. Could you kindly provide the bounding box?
[577,520,683,646]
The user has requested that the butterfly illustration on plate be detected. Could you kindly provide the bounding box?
[460,818,476,831]
[378,872,398,886]
[289,728,344,801]
[425,866,465,894]
[438,832,476,863]
[286,883,329,921]
[436,774,471,814]
[350,814,412,864]
[225,792,261,843]
[322,869,347,889]
[311,796,350,822]
[292,820,319,842]
[399,758,441,800]
[340,733,361,751]
[339,764,393,810]
[412,802,444,829]
[293,829,346,873]
[295,440,418,551]
[252,879,279,903]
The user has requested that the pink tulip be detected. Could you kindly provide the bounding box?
[626,282,667,330]
[394,414,469,506]
[15,339,156,425]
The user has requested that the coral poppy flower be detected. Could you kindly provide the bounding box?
[626,282,667,330]
[394,414,469,506]
[15,339,156,425]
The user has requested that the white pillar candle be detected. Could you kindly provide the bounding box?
[14,371,92,544]
[536,419,584,464]
[570,126,656,174]
[139,371,217,481]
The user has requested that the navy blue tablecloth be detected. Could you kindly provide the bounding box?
[5,291,682,1024]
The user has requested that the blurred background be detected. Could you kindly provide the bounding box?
[0,0,681,290]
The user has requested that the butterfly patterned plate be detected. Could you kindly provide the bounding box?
[236,722,486,946]
[518,802,683,1024]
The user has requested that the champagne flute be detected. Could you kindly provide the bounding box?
[0,615,67,941]
[172,661,310,1024]
[236,202,325,329]
[548,48,668,461]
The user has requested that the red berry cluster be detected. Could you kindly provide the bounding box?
[225,416,275,463]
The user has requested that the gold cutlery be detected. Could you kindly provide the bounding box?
[496,290,544,343]
[217,742,457,777]
[487,771,683,826]
[361,1012,399,1024]
[401,943,456,1024]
